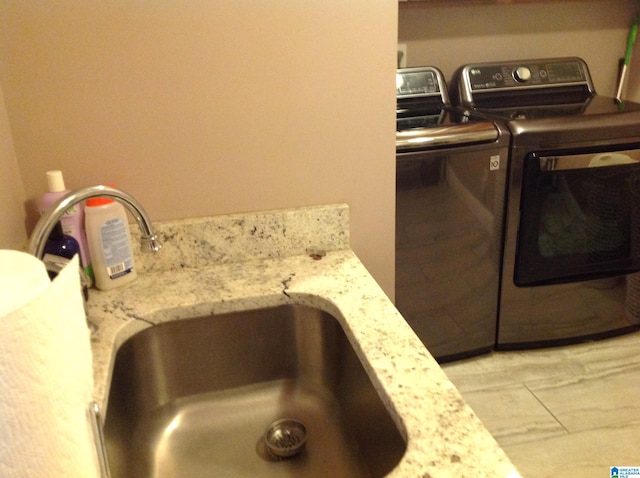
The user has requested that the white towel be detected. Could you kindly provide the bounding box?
[0,250,99,478]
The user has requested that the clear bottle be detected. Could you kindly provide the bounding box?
[84,195,137,290]
[39,170,93,279]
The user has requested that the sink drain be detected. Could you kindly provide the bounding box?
[263,418,307,459]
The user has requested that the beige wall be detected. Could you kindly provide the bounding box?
[399,1,640,102]
[0,2,399,296]
[2,1,639,298]
[0,81,27,251]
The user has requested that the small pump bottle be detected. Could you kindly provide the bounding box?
[39,170,93,279]
[85,194,137,290]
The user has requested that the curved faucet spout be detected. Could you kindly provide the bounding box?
[28,185,162,259]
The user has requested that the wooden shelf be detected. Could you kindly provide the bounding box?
[400,0,595,4]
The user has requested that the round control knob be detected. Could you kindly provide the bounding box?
[513,66,532,83]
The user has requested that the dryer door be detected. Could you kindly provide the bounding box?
[515,146,640,286]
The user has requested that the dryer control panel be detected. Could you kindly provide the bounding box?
[461,57,594,92]
[468,60,587,90]
[453,57,597,108]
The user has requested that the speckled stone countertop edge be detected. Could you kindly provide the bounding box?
[87,204,520,478]
[130,203,350,273]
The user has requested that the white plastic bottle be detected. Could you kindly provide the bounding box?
[39,170,93,279]
[85,195,137,290]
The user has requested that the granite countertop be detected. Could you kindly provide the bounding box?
[87,203,520,478]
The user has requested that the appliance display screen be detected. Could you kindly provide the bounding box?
[397,71,439,96]
[546,61,584,83]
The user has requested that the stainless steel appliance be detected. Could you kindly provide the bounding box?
[395,66,510,362]
[452,57,640,348]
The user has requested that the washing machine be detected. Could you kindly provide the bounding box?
[395,66,510,362]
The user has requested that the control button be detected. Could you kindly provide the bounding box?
[513,66,532,83]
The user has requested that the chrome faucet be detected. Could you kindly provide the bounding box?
[28,184,162,260]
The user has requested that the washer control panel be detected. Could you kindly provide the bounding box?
[396,66,449,103]
[464,58,592,91]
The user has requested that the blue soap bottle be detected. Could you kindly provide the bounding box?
[42,221,80,279]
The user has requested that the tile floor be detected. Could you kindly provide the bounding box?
[441,331,640,477]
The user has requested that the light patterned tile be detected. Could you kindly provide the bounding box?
[442,349,586,393]
[570,330,640,375]
[526,368,640,433]
[443,332,640,478]
[452,383,566,446]
[501,419,640,478]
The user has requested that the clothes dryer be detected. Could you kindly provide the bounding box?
[452,57,640,348]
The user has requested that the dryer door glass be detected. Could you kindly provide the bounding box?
[515,146,640,286]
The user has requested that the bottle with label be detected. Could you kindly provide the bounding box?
[39,170,93,279]
[84,195,137,290]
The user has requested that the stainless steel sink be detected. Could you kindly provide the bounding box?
[104,304,406,477]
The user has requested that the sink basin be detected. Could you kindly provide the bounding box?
[104,304,406,477]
